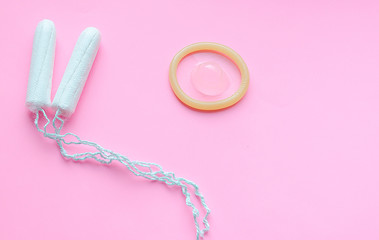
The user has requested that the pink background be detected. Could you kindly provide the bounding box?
[1,0,379,239]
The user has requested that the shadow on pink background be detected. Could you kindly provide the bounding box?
[1,0,379,239]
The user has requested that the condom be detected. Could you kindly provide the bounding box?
[169,42,249,110]
[27,20,210,240]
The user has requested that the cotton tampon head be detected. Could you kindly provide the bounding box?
[52,27,101,117]
[26,19,56,112]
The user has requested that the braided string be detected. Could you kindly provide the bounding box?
[34,108,211,239]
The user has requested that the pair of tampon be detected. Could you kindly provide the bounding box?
[26,19,101,117]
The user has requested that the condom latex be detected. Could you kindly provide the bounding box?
[169,42,249,110]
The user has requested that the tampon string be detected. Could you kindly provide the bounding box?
[34,108,211,240]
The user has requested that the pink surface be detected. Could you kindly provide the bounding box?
[1,1,379,240]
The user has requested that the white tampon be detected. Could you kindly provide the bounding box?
[52,27,101,117]
[26,19,56,112]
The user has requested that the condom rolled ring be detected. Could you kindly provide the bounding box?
[169,42,250,110]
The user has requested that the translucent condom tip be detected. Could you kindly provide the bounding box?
[191,61,230,96]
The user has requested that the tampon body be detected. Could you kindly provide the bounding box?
[26,19,56,112]
[52,27,101,117]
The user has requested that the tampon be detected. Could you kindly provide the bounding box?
[52,27,101,117]
[26,19,56,112]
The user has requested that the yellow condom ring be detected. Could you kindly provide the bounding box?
[169,42,249,110]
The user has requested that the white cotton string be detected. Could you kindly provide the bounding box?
[35,108,211,239]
